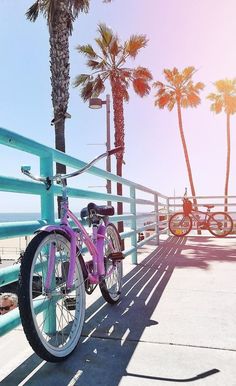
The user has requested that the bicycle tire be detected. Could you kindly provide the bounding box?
[99,223,123,304]
[169,212,192,237]
[18,231,86,362]
[208,212,233,237]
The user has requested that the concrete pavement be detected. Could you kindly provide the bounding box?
[1,235,236,385]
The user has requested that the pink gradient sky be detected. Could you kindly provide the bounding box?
[1,0,236,212]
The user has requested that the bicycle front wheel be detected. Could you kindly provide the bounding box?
[99,223,123,304]
[169,212,192,236]
[208,212,233,237]
[18,231,86,362]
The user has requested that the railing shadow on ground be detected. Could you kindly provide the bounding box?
[166,235,236,270]
[2,236,220,386]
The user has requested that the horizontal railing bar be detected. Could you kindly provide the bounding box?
[0,263,20,286]
[137,222,156,233]
[0,127,51,157]
[169,203,236,208]
[58,186,133,203]
[169,195,236,200]
[0,308,21,337]
[137,232,157,247]
[123,246,136,257]
[120,229,135,239]
[135,198,154,205]
[0,220,47,239]
[0,176,45,195]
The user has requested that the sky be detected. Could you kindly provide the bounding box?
[1,0,236,213]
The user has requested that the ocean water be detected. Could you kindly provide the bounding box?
[0,212,155,228]
[0,213,41,222]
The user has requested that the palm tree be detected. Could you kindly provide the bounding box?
[26,1,89,179]
[74,23,152,235]
[153,67,204,210]
[207,79,236,212]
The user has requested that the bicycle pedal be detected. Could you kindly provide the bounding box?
[107,252,125,261]
[64,298,76,310]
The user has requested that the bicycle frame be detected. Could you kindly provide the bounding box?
[190,210,211,227]
[41,186,113,291]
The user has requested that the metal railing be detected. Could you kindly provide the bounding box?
[0,127,168,336]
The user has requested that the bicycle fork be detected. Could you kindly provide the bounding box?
[44,224,107,293]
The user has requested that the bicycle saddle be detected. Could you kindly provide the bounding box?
[80,202,114,219]
[203,204,214,209]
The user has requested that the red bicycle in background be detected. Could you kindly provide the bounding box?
[168,194,233,238]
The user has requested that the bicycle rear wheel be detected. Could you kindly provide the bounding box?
[169,212,192,236]
[99,223,123,304]
[18,231,86,362]
[208,212,233,237]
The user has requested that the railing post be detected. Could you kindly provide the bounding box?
[40,155,55,224]
[130,186,137,264]
[167,197,170,236]
[154,193,159,245]
[40,155,56,333]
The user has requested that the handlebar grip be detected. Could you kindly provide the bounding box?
[21,166,31,173]
[108,146,124,156]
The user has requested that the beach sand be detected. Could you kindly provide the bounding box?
[0,236,32,262]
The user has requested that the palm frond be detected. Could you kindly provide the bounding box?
[186,93,201,108]
[109,36,121,58]
[209,78,236,114]
[133,79,151,97]
[72,0,89,16]
[26,1,40,21]
[153,80,165,90]
[155,93,172,109]
[207,92,218,101]
[97,23,113,47]
[163,68,178,86]
[210,100,223,114]
[133,66,153,81]
[225,95,236,114]
[93,76,105,96]
[167,97,176,111]
[73,74,91,88]
[124,34,148,58]
[86,59,103,70]
[194,81,205,91]
[80,81,94,101]
[95,38,109,59]
[76,44,97,58]
[215,79,234,93]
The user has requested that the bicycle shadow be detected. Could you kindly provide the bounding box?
[2,236,220,385]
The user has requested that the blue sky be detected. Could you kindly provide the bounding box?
[1,0,236,212]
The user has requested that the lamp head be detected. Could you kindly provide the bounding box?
[89,98,103,109]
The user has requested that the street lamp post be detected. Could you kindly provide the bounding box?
[89,94,112,202]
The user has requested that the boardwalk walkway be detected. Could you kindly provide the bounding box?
[1,235,236,385]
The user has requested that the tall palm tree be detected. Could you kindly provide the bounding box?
[153,67,204,210]
[74,23,152,235]
[26,1,89,179]
[207,79,236,212]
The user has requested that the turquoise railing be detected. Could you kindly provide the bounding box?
[0,127,168,336]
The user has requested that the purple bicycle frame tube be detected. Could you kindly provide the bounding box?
[45,241,56,290]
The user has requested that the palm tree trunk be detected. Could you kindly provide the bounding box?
[111,78,125,247]
[177,101,198,217]
[224,113,231,212]
[49,7,70,217]
[177,101,198,210]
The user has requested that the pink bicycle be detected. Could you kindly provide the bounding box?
[18,148,124,362]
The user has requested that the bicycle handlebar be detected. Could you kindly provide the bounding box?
[21,147,124,189]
